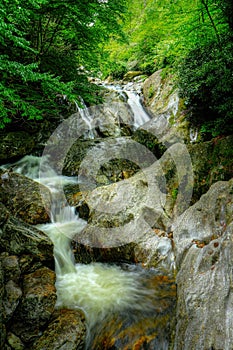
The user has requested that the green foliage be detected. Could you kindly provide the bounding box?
[103,0,233,137]
[0,0,126,128]
[177,0,233,137]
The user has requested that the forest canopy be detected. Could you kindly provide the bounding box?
[103,0,233,137]
[0,0,126,128]
[1,0,233,137]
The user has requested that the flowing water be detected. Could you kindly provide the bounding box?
[125,90,151,128]
[3,154,176,349]
[2,90,176,348]
[99,82,151,128]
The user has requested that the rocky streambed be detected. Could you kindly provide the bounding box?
[0,70,232,349]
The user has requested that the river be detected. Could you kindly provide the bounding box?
[1,86,176,349]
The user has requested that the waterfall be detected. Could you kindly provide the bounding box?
[97,82,151,128]
[75,97,95,139]
[125,90,151,128]
[4,155,175,349]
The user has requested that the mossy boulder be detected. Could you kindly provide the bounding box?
[0,170,51,225]
[33,309,86,350]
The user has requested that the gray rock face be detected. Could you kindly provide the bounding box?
[72,149,182,271]
[173,179,233,350]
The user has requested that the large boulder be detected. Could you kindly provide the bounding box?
[172,179,233,349]
[63,136,145,184]
[10,267,56,343]
[0,170,51,225]
[0,203,53,265]
[71,144,193,270]
[33,309,86,350]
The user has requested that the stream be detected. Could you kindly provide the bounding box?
[2,86,176,349]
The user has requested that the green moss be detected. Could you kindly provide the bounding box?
[148,85,155,99]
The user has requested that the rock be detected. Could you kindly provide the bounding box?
[0,205,55,349]
[173,179,233,266]
[0,255,21,283]
[88,102,134,137]
[71,149,181,271]
[10,267,56,343]
[0,203,54,268]
[143,69,179,117]
[7,332,24,350]
[0,261,6,349]
[187,135,233,202]
[172,179,233,349]
[123,71,143,81]
[0,131,35,163]
[63,137,142,183]
[32,309,86,350]
[4,280,22,321]
[0,171,51,224]
[0,254,23,322]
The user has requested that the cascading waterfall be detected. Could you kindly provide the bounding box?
[3,155,175,349]
[75,97,95,139]
[97,82,151,128]
[125,90,151,128]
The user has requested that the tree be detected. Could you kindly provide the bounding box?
[178,0,233,137]
[0,0,126,129]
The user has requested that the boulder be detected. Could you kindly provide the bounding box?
[72,147,189,271]
[123,71,143,81]
[0,203,54,266]
[32,309,86,350]
[63,136,143,184]
[10,267,56,343]
[172,179,233,349]
[0,170,51,224]
[0,131,35,163]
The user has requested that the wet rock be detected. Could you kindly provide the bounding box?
[0,131,35,163]
[88,101,134,137]
[0,255,21,282]
[0,203,54,269]
[63,136,142,183]
[0,171,51,224]
[0,261,6,348]
[0,255,23,322]
[32,309,86,350]
[7,332,25,350]
[188,135,233,202]
[173,179,233,349]
[89,273,176,349]
[143,69,180,120]
[173,179,233,267]
[11,267,56,343]
[4,280,22,321]
[71,151,180,272]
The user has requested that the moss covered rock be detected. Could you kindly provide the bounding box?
[0,171,51,225]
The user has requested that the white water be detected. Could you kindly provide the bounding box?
[101,82,151,128]
[4,156,169,347]
[75,97,95,139]
[126,90,151,128]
